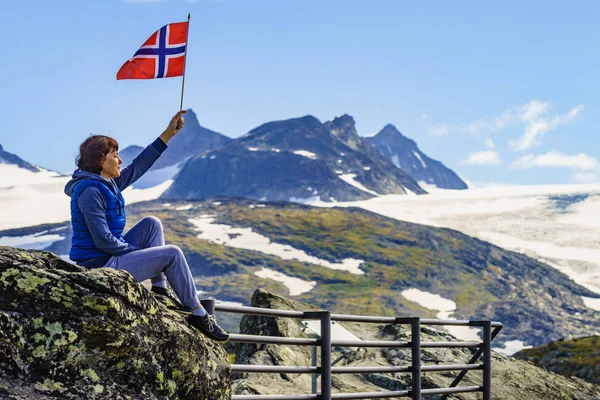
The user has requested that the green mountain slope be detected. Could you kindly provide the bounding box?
[121,198,600,347]
[3,197,599,348]
[515,335,600,384]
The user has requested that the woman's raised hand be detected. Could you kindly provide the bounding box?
[160,110,187,144]
[169,110,186,135]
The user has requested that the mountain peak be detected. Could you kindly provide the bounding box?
[298,115,321,124]
[331,114,355,124]
[292,115,322,130]
[120,108,230,172]
[377,123,411,140]
[382,123,399,132]
[184,108,199,123]
[245,115,322,139]
[365,126,467,190]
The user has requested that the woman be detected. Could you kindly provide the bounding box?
[64,110,229,343]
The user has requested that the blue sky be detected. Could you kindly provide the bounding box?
[1,0,599,186]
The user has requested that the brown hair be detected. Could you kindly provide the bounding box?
[76,135,119,174]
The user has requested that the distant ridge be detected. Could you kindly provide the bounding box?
[0,144,41,173]
[118,109,231,189]
[366,124,467,189]
[163,114,426,202]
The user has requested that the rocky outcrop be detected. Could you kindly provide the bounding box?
[514,336,600,385]
[233,289,600,400]
[0,246,230,399]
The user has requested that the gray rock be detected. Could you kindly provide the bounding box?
[233,289,600,400]
[0,246,231,399]
[515,336,600,385]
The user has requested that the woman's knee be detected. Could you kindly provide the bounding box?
[142,215,163,229]
[164,244,184,259]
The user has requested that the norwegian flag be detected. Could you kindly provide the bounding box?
[117,21,188,80]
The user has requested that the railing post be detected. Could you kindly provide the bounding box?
[482,320,492,400]
[411,317,421,400]
[311,345,318,394]
[320,311,332,400]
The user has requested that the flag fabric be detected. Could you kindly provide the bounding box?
[117,21,188,80]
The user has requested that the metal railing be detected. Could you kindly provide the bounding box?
[200,300,503,400]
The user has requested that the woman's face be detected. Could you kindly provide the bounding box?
[101,149,122,179]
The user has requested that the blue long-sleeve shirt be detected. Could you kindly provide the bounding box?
[64,138,167,267]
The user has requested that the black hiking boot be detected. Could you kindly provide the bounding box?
[188,314,230,343]
[151,286,191,313]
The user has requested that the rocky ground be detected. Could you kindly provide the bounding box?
[515,336,600,385]
[232,289,600,400]
[0,247,230,399]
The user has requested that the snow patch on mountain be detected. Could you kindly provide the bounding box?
[400,288,482,343]
[293,150,317,159]
[290,195,321,204]
[128,163,181,190]
[254,267,316,296]
[0,164,63,187]
[189,215,365,274]
[0,163,172,230]
[0,231,65,250]
[413,151,427,168]
[582,296,600,311]
[339,174,380,196]
[494,341,532,356]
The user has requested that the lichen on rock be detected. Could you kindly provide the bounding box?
[0,246,231,399]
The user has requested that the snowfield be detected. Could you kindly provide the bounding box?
[309,184,600,297]
[0,164,172,230]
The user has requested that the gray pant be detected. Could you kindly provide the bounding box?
[104,216,200,310]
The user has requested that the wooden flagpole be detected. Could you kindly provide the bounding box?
[180,13,191,112]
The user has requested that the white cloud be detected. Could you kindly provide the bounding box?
[484,138,495,149]
[460,151,501,166]
[428,124,449,136]
[510,102,584,151]
[464,108,515,136]
[452,100,583,151]
[512,151,598,170]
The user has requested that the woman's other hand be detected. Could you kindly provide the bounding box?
[160,110,187,144]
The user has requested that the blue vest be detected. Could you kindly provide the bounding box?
[69,180,127,261]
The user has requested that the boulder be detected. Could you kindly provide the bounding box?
[233,289,600,400]
[0,246,231,399]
